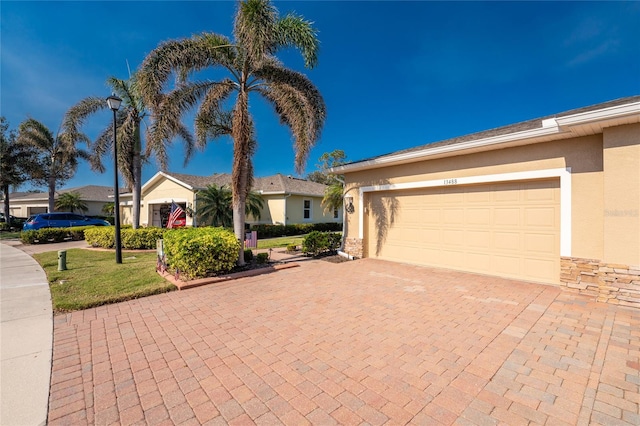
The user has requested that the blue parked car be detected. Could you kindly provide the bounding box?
[22,212,111,230]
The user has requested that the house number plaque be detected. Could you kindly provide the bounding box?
[443,178,458,185]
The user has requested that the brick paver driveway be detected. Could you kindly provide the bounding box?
[49,259,639,425]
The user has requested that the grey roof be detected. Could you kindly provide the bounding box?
[167,172,327,197]
[10,185,125,202]
[346,95,640,166]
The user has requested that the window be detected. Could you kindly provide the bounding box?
[303,199,311,220]
[333,209,339,219]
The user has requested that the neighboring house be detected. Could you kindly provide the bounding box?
[119,172,341,228]
[8,185,118,217]
[333,96,640,307]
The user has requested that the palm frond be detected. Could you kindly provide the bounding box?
[194,79,235,147]
[275,14,320,69]
[234,0,278,65]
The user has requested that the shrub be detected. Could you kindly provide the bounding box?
[244,249,254,263]
[121,227,164,249]
[20,230,39,244]
[256,253,269,264]
[85,227,165,249]
[163,227,239,279]
[250,222,341,239]
[286,244,297,252]
[302,231,342,256]
[0,223,10,231]
[68,226,95,241]
[84,227,115,248]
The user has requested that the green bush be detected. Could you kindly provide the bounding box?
[0,223,10,231]
[163,227,240,279]
[286,243,298,252]
[256,252,269,264]
[85,227,165,249]
[244,249,254,263]
[84,227,115,248]
[250,222,341,239]
[302,231,342,256]
[121,227,164,249]
[20,230,40,244]
[68,226,95,241]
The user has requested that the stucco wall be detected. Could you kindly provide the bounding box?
[285,195,339,224]
[344,134,606,262]
[141,179,194,227]
[603,123,640,266]
[9,199,107,217]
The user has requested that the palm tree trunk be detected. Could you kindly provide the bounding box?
[48,175,56,212]
[3,184,10,223]
[132,124,142,229]
[231,90,251,266]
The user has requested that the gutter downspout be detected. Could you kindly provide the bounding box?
[283,193,291,225]
[192,192,197,227]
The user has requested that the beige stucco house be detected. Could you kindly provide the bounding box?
[120,172,341,228]
[334,96,640,307]
[8,185,116,217]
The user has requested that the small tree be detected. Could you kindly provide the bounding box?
[102,202,115,216]
[55,191,88,213]
[17,118,88,212]
[197,184,264,227]
[0,117,36,221]
[306,150,347,213]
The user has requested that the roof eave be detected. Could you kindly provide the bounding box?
[333,101,640,174]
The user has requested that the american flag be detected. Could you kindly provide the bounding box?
[166,201,184,229]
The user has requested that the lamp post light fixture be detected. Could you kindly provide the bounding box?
[106,94,123,264]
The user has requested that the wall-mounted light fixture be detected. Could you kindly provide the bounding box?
[344,195,354,214]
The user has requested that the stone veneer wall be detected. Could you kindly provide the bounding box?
[561,257,640,308]
[343,238,363,259]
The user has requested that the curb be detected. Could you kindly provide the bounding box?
[158,262,300,290]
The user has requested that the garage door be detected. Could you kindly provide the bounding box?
[365,180,560,284]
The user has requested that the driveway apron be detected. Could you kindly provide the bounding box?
[47,258,640,425]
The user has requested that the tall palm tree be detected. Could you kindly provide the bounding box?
[197,184,263,227]
[55,191,88,213]
[17,118,86,212]
[138,0,325,264]
[63,75,194,229]
[0,117,37,221]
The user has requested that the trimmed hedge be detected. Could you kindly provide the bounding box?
[20,226,97,244]
[84,227,165,249]
[302,231,342,256]
[163,227,239,279]
[250,222,341,239]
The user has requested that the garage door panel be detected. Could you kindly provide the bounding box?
[494,232,521,251]
[525,208,556,228]
[494,208,521,226]
[466,230,491,248]
[467,208,491,225]
[524,233,556,255]
[442,229,465,246]
[367,179,560,284]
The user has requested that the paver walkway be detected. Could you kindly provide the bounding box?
[48,258,640,425]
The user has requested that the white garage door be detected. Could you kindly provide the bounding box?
[365,180,560,284]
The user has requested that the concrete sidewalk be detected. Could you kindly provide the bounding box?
[0,242,52,426]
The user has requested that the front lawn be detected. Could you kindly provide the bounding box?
[256,235,305,250]
[33,249,175,313]
[0,231,21,240]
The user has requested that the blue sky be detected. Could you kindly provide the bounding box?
[2,1,639,191]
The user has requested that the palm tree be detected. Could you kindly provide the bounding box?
[101,202,115,216]
[17,118,86,212]
[0,117,37,221]
[196,184,233,227]
[63,75,194,229]
[197,184,263,227]
[55,191,88,213]
[138,0,325,264]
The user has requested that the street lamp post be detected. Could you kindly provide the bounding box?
[106,94,123,264]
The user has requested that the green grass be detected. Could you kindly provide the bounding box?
[0,231,21,240]
[256,235,305,249]
[33,249,175,313]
